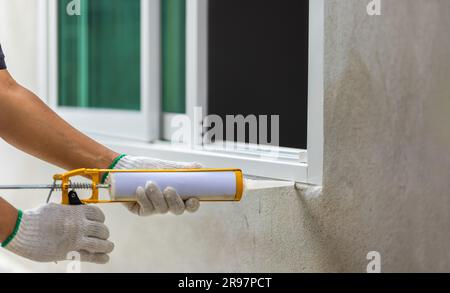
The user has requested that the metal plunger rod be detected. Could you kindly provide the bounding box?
[0,184,110,190]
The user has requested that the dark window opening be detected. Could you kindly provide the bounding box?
[208,0,309,149]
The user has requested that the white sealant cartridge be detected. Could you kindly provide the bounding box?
[108,169,244,202]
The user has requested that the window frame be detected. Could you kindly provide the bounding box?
[177,0,323,184]
[38,0,324,185]
[42,0,160,142]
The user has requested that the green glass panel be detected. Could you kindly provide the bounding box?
[162,0,186,114]
[58,0,141,111]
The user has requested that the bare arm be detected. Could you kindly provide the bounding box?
[0,198,18,242]
[0,69,120,242]
[0,69,199,242]
[0,70,119,171]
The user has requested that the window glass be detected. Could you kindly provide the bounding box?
[58,0,141,110]
[208,0,309,149]
[162,0,186,114]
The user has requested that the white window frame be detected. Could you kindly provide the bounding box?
[38,0,324,185]
[40,0,160,142]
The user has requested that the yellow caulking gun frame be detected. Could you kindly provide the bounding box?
[54,168,244,205]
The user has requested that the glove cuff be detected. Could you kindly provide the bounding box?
[115,155,203,170]
[101,154,127,183]
[1,210,23,248]
[103,155,204,184]
[113,155,142,170]
[3,210,44,260]
[102,155,143,184]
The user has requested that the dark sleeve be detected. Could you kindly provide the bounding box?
[0,45,6,70]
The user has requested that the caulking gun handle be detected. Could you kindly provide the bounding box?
[68,190,84,206]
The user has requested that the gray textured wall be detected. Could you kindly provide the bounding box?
[320,0,450,272]
[1,0,450,272]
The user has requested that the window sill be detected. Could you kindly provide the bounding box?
[95,135,310,183]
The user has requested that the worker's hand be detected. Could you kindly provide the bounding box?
[4,203,114,264]
[126,182,200,216]
[109,155,202,216]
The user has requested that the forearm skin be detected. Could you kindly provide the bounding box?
[0,70,119,171]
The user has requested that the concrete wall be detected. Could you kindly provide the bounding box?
[0,0,38,91]
[1,0,450,272]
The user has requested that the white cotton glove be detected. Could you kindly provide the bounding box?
[109,155,202,216]
[4,203,114,264]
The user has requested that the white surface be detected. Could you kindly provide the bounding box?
[110,171,238,201]
[186,0,208,138]
[102,138,309,183]
[244,179,294,191]
[307,0,325,185]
